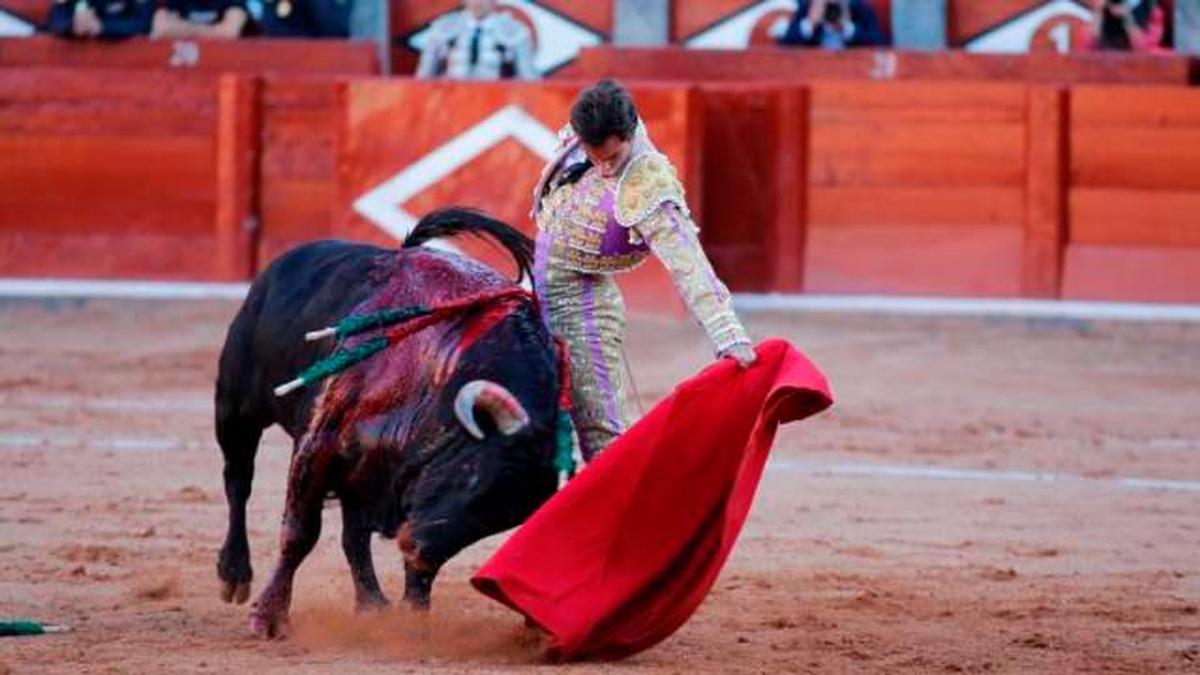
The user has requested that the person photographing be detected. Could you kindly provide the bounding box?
[1090,0,1165,52]
[777,0,886,50]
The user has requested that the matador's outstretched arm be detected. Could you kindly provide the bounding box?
[635,203,751,355]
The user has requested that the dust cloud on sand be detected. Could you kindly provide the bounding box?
[289,596,541,663]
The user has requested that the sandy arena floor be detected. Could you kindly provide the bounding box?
[1,298,1198,674]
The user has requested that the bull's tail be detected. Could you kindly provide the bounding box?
[403,208,534,282]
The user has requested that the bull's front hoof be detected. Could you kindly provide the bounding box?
[220,580,252,605]
[402,558,434,611]
[216,553,253,604]
[249,608,291,640]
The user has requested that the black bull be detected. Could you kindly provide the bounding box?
[213,210,561,638]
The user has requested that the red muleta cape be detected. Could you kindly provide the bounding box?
[471,338,834,661]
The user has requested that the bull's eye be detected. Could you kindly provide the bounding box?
[456,462,481,490]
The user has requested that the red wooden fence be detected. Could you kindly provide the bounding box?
[1,63,1197,303]
[0,36,379,75]
[0,68,225,279]
[1062,85,1200,303]
[573,46,1199,85]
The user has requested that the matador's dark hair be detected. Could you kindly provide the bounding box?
[569,79,639,147]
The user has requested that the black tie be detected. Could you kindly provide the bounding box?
[469,25,482,66]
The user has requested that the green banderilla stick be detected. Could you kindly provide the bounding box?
[554,409,576,477]
[273,336,389,397]
[1,620,70,637]
[304,306,431,342]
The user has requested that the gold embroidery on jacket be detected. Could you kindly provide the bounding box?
[536,166,651,274]
[615,154,690,228]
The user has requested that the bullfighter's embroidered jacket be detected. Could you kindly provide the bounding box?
[531,121,751,458]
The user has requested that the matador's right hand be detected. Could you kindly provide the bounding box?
[719,343,757,369]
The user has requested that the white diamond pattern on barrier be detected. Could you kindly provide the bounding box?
[685,0,798,49]
[352,105,559,242]
[0,9,34,37]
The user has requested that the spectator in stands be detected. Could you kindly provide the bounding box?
[150,0,250,38]
[777,0,886,50]
[257,0,348,37]
[416,0,539,80]
[1089,0,1166,52]
[44,0,153,39]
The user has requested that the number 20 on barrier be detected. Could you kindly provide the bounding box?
[169,40,201,68]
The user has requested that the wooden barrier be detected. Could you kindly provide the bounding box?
[572,46,1199,86]
[802,80,1029,296]
[0,67,230,279]
[0,66,353,284]
[1063,85,1200,303]
[1,65,1197,304]
[215,74,260,281]
[0,36,379,75]
[1022,86,1069,298]
[256,77,344,265]
[696,84,807,292]
[698,78,1199,302]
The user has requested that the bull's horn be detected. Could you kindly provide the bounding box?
[453,380,530,440]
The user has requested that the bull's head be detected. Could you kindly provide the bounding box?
[392,307,560,607]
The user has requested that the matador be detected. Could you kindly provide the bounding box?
[532,80,756,461]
